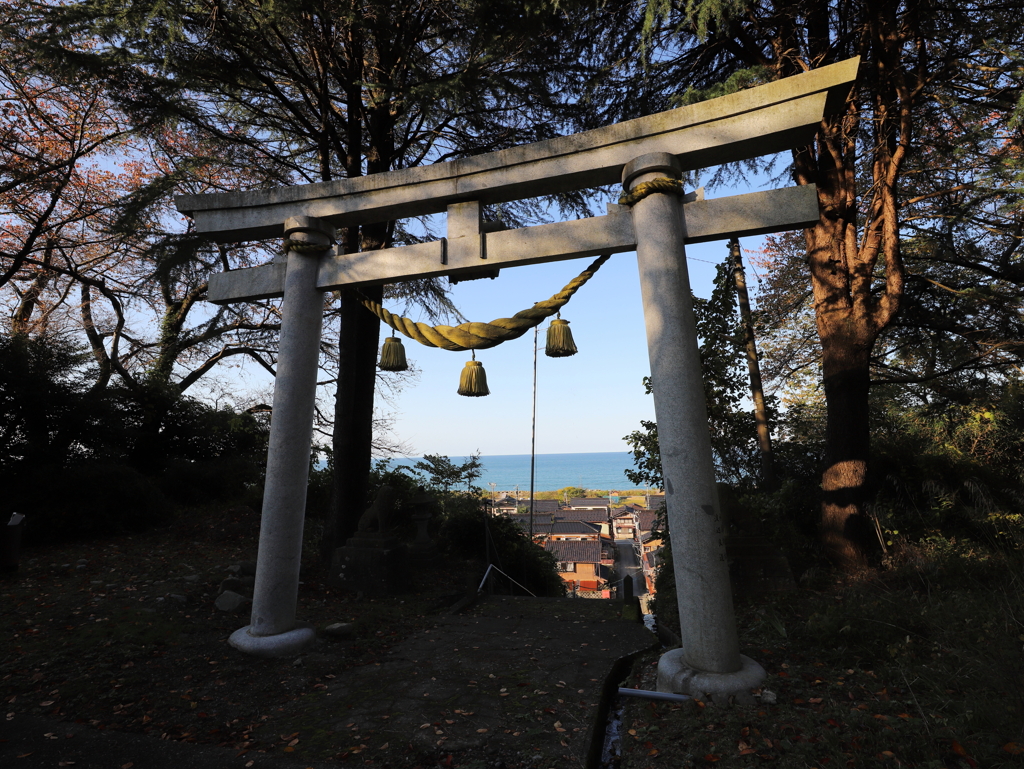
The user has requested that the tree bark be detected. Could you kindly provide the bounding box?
[326,285,382,551]
[818,319,875,571]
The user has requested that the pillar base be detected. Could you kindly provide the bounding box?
[656,649,765,704]
[228,623,316,657]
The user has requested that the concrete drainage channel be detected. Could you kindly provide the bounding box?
[588,613,687,769]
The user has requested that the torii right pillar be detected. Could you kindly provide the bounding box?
[627,152,765,702]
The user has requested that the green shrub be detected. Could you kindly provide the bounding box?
[19,461,174,543]
[439,502,565,597]
[1,333,268,542]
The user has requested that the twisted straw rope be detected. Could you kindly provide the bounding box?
[357,254,610,351]
[282,238,334,254]
[617,177,684,207]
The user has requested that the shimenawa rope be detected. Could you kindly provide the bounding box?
[356,254,610,352]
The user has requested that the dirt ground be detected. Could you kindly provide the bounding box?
[1,506,655,768]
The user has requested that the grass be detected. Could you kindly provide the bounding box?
[618,536,1024,768]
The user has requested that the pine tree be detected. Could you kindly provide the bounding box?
[631,0,1024,570]
[36,0,614,553]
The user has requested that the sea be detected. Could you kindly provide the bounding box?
[384,451,640,493]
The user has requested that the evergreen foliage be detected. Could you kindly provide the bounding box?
[0,333,269,542]
[625,255,769,488]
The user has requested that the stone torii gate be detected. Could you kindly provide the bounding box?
[176,59,858,698]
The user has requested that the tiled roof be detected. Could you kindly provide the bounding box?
[543,539,601,564]
[550,521,600,535]
[555,509,608,523]
[568,498,610,508]
[506,514,554,536]
[637,510,659,531]
[520,499,563,513]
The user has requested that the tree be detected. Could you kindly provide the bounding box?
[633,0,1024,570]
[3,0,293,406]
[561,486,587,501]
[625,255,765,489]
[414,452,483,497]
[38,0,609,561]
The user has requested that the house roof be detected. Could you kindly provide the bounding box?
[636,510,659,531]
[550,521,600,535]
[555,509,608,523]
[544,539,601,564]
[568,498,610,508]
[520,499,563,513]
[506,514,554,535]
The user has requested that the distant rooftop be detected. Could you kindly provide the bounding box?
[556,509,609,523]
[568,498,610,509]
[544,539,601,564]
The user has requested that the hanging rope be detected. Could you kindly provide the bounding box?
[617,177,684,207]
[357,254,610,351]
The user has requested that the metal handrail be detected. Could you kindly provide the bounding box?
[477,563,536,597]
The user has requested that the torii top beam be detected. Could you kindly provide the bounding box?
[175,59,858,243]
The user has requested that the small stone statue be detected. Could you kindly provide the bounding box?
[356,485,397,535]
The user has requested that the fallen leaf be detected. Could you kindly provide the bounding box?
[476,728,488,733]
[1003,742,1024,755]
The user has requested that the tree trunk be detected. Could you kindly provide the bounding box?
[326,285,382,553]
[11,243,53,336]
[818,327,875,570]
[323,214,389,559]
[730,238,776,489]
[802,180,886,570]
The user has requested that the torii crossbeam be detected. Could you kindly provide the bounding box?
[176,58,858,698]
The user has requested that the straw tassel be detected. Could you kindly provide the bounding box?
[545,318,578,357]
[458,357,490,397]
[379,336,409,371]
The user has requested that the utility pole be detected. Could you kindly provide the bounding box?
[729,238,776,489]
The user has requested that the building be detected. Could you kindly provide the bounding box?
[555,508,611,537]
[610,507,637,540]
[548,521,600,541]
[544,539,603,591]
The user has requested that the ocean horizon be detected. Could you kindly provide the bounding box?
[384,451,643,493]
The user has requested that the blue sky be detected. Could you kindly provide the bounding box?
[377,233,764,458]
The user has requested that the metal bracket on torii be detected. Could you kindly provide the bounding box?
[175,58,859,695]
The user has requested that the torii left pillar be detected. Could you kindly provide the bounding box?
[228,215,332,657]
